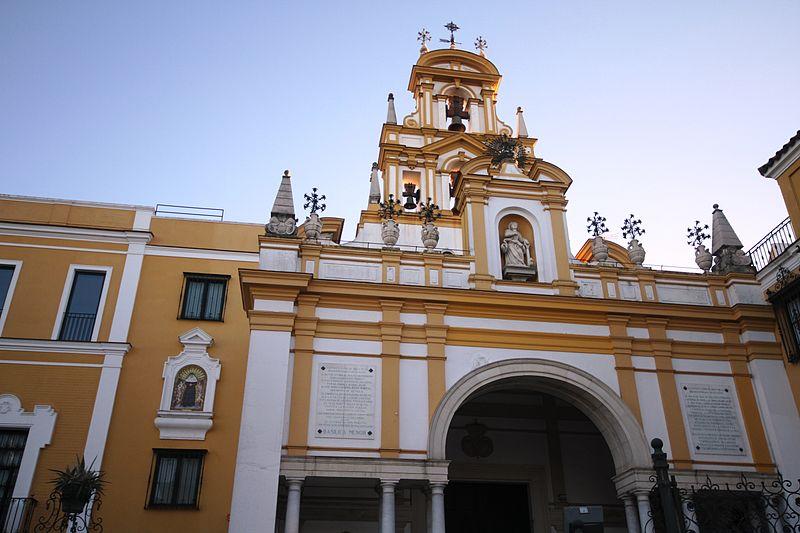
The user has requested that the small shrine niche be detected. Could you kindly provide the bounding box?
[402,170,421,210]
[498,214,537,282]
[155,327,221,440]
[170,365,207,411]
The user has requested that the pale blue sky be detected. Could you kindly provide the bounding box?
[1,1,798,267]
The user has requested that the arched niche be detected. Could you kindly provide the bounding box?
[498,213,537,281]
[491,206,550,282]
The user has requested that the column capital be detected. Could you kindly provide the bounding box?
[429,481,448,493]
[380,479,400,488]
[286,477,304,488]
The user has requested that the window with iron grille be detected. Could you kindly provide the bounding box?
[0,429,28,503]
[770,279,800,364]
[58,270,105,341]
[147,449,205,508]
[179,274,228,322]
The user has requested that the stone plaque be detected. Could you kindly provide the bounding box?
[680,383,746,456]
[315,362,376,440]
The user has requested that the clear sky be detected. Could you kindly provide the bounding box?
[1,1,798,267]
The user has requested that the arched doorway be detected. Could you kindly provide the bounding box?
[428,359,651,533]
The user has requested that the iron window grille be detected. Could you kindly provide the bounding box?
[146,449,206,509]
[179,274,229,322]
[0,429,29,526]
[769,276,800,364]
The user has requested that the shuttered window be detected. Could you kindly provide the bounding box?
[0,430,28,502]
[147,449,205,508]
[180,275,228,321]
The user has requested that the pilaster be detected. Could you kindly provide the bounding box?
[380,300,403,458]
[722,324,773,472]
[286,295,319,456]
[425,303,448,421]
[647,318,692,469]
[543,191,577,296]
[608,316,642,423]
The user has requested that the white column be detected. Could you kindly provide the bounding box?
[623,495,640,533]
[636,492,652,533]
[284,478,303,533]
[430,482,446,533]
[380,481,397,533]
[229,329,293,532]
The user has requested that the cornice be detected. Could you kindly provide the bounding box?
[0,337,131,356]
[0,221,152,245]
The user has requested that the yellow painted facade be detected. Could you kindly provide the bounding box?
[1,52,799,533]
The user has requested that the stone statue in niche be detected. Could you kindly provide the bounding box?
[500,221,537,282]
[171,365,207,411]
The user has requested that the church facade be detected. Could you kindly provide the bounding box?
[1,40,800,533]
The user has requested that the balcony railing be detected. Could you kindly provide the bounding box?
[58,312,97,341]
[747,216,796,271]
[0,497,37,533]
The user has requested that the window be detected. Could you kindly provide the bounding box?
[0,266,14,313]
[147,450,205,508]
[180,275,228,321]
[58,271,106,341]
[769,274,800,364]
[0,429,28,502]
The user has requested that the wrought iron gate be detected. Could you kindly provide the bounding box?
[646,438,800,532]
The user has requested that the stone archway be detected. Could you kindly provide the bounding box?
[428,358,651,479]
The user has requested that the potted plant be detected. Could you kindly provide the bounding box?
[418,198,442,251]
[622,214,646,267]
[687,220,712,272]
[586,212,609,262]
[302,188,326,242]
[378,194,402,248]
[50,456,106,514]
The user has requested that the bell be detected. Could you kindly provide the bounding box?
[402,183,420,210]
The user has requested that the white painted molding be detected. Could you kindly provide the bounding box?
[0,338,130,356]
[0,394,57,498]
[155,328,221,440]
[0,222,151,246]
[51,265,113,342]
[0,259,23,336]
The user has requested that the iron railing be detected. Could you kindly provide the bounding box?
[646,438,800,532]
[1,497,37,533]
[57,313,97,342]
[747,217,796,271]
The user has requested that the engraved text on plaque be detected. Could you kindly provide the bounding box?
[315,362,376,440]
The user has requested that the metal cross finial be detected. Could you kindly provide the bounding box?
[303,188,326,215]
[474,36,487,56]
[440,21,461,49]
[417,28,431,53]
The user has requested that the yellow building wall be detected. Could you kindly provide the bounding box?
[777,158,800,235]
[0,243,126,341]
[0,358,100,502]
[0,198,136,230]
[100,252,253,532]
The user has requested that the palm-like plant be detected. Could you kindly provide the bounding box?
[49,456,107,513]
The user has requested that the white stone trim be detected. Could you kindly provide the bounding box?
[444,315,610,336]
[145,245,258,263]
[0,241,127,255]
[155,328,221,440]
[51,264,113,342]
[0,394,57,498]
[0,222,151,246]
[0,259,22,336]
[83,352,123,467]
[0,338,130,355]
[108,242,145,342]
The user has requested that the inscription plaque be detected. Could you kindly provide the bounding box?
[315,362,376,440]
[680,383,746,456]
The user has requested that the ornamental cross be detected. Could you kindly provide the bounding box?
[379,194,402,220]
[686,220,709,247]
[418,198,442,223]
[440,21,461,48]
[417,28,431,50]
[474,36,487,55]
[621,214,645,240]
[303,188,326,214]
[586,212,608,237]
